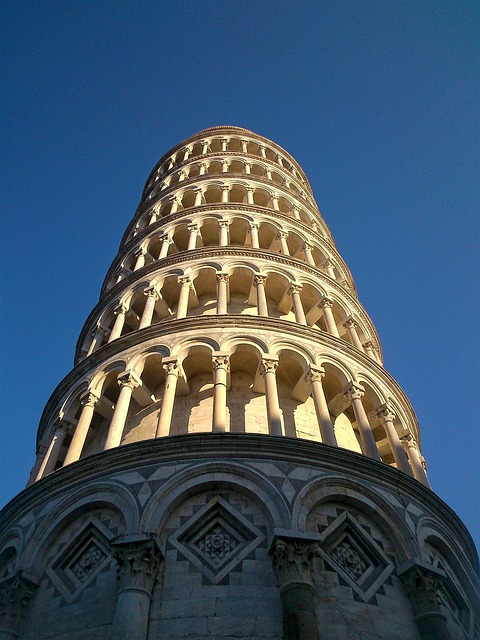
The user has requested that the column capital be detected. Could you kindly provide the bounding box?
[162,358,180,377]
[113,302,128,316]
[303,241,313,251]
[254,274,268,286]
[177,275,192,287]
[362,340,375,350]
[320,296,334,309]
[220,185,230,192]
[134,247,146,258]
[0,573,38,634]
[322,258,334,268]
[376,403,396,423]
[260,358,279,375]
[170,194,182,204]
[193,186,203,194]
[218,219,230,228]
[186,223,199,232]
[92,325,108,339]
[397,560,446,619]
[117,371,141,390]
[271,537,317,589]
[143,285,160,299]
[111,534,163,595]
[80,390,99,408]
[306,365,325,384]
[344,382,365,401]
[249,221,259,230]
[343,317,357,329]
[158,231,172,242]
[198,161,207,169]
[277,230,289,238]
[212,353,230,371]
[288,282,303,296]
[216,271,229,283]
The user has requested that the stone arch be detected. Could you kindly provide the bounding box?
[0,529,23,581]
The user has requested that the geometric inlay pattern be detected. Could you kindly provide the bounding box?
[316,511,394,603]
[46,520,112,603]
[170,496,265,584]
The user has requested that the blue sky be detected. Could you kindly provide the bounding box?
[1,1,479,550]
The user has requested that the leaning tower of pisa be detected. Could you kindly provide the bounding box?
[1,126,478,640]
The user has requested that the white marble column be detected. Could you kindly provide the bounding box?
[289,284,307,325]
[194,188,203,207]
[201,140,209,155]
[220,138,228,152]
[108,304,128,342]
[170,195,181,213]
[86,326,107,356]
[249,222,260,248]
[187,224,199,250]
[401,434,431,488]
[176,276,192,319]
[344,384,381,461]
[158,233,171,259]
[322,259,336,278]
[292,205,301,220]
[133,249,147,271]
[306,366,337,446]
[320,297,340,337]
[63,392,99,465]
[303,242,316,266]
[246,187,255,205]
[199,161,207,175]
[240,139,248,153]
[26,443,48,487]
[343,319,364,351]
[277,231,289,255]
[156,359,180,437]
[138,287,159,330]
[254,275,268,317]
[221,185,230,203]
[104,372,140,450]
[376,404,413,476]
[260,145,267,158]
[216,272,229,315]
[219,221,229,246]
[212,354,230,433]
[271,193,280,210]
[221,160,229,173]
[36,420,68,480]
[260,358,283,436]
[362,340,377,360]
[244,161,252,174]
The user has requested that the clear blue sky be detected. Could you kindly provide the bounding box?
[1,1,479,550]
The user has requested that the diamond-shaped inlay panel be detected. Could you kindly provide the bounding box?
[46,520,112,603]
[170,496,265,584]
[316,512,394,602]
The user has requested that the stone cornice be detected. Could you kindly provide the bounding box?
[2,434,478,575]
[52,317,401,444]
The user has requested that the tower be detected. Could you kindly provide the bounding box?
[0,126,478,639]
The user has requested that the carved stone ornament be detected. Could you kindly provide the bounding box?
[212,354,230,371]
[260,359,279,375]
[111,535,163,595]
[216,272,229,283]
[271,538,316,589]
[306,366,325,385]
[399,563,445,618]
[0,573,37,633]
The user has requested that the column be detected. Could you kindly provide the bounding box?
[260,358,283,436]
[199,162,207,175]
[271,193,280,210]
[212,354,229,433]
[216,272,229,315]
[240,139,248,153]
[148,208,159,225]
[201,140,209,155]
[111,535,163,640]
[158,233,171,259]
[322,259,336,278]
[246,186,255,205]
[244,161,252,174]
[138,286,159,330]
[343,319,364,351]
[178,170,187,182]
[104,372,140,451]
[344,384,381,461]
[176,276,191,319]
[398,561,451,640]
[303,242,316,266]
[362,340,376,360]
[254,275,268,316]
[108,304,128,342]
[170,195,181,213]
[249,222,260,248]
[35,420,68,480]
[376,404,413,476]
[289,284,307,325]
[266,168,272,180]
[221,185,230,203]
[182,146,190,161]
[401,434,431,488]
[219,220,229,246]
[320,297,339,337]
[292,206,301,220]
[86,326,107,356]
[306,366,337,446]
[133,248,147,271]
[26,443,48,487]
[260,145,267,158]
[194,188,203,207]
[277,231,290,255]
[271,538,320,640]
[221,159,229,173]
[187,224,199,250]
[155,359,180,437]
[220,138,228,152]
[0,573,37,640]
[62,392,99,465]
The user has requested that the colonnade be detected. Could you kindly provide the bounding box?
[33,355,429,488]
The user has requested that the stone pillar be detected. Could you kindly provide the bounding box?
[343,319,364,351]
[111,535,163,640]
[199,161,207,175]
[170,195,181,213]
[260,144,267,158]
[218,185,228,204]
[320,297,339,338]
[249,222,260,249]
[306,366,337,446]
[260,358,283,436]
[376,404,413,476]
[178,170,187,182]
[219,220,229,246]
[271,538,320,640]
[221,159,229,173]
[292,206,301,220]
[277,231,290,255]
[322,259,336,278]
[216,272,229,315]
[240,139,248,153]
[201,140,209,155]
[254,275,268,317]
[158,233,171,259]
[182,146,190,161]
[244,160,252,174]
[194,188,203,207]
[63,392,99,465]
[398,561,451,640]
[344,384,381,461]
[104,372,140,450]
[138,286,159,330]
[271,193,280,210]
[246,186,255,205]
[86,326,107,356]
[156,359,180,437]
[362,340,376,360]
[401,434,431,488]
[35,419,68,480]
[133,249,147,271]
[289,284,307,325]
[0,573,37,640]
[148,208,159,225]
[26,444,48,487]
[220,138,228,152]
[303,242,316,266]
[212,354,230,433]
[176,276,192,319]
[187,224,199,250]
[109,304,128,343]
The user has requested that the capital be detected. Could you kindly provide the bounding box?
[92,326,108,339]
[277,231,289,239]
[134,247,146,258]
[344,382,364,401]
[254,274,267,286]
[303,242,313,251]
[178,275,192,287]
[212,353,230,371]
[288,283,303,296]
[113,303,128,316]
[271,538,317,588]
[306,365,325,384]
[80,391,99,408]
[260,358,278,375]
[143,285,160,299]
[187,223,199,232]
[117,371,141,390]
[343,318,357,330]
[162,359,180,377]
[320,296,334,309]
[216,272,229,283]
[218,220,230,228]
[398,561,446,619]
[376,403,396,423]
[362,340,375,350]
[221,185,230,192]
[249,222,259,230]
[0,573,38,633]
[111,534,163,595]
